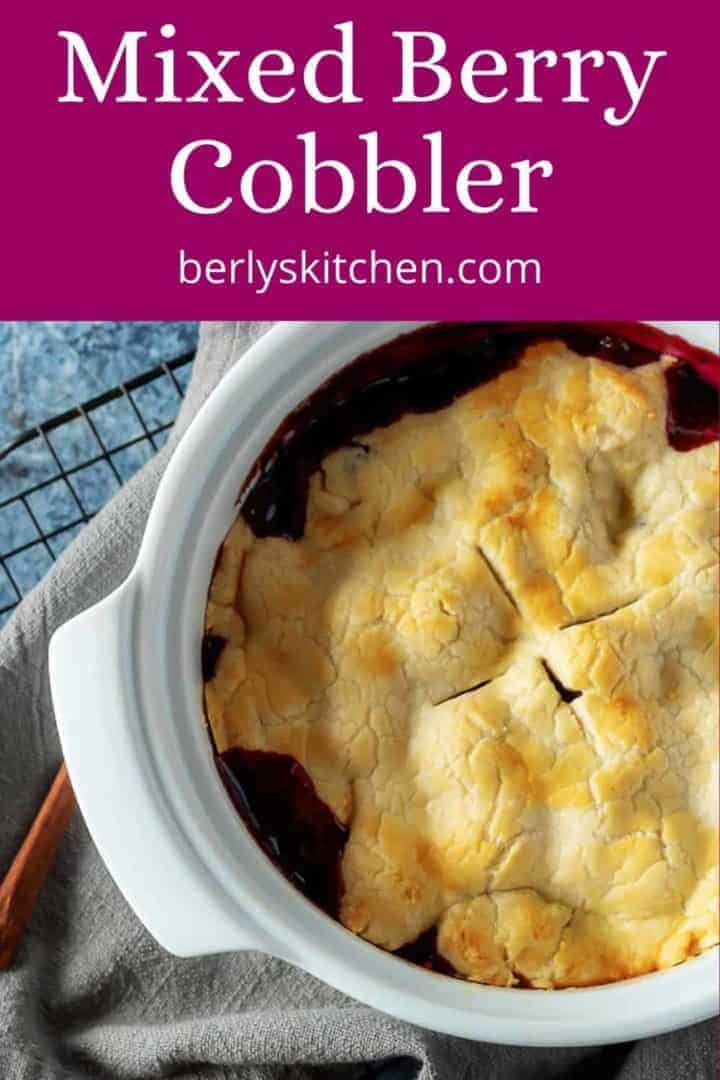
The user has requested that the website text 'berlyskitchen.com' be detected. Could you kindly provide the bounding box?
[178,248,542,295]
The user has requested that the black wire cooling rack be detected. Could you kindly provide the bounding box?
[0,352,195,627]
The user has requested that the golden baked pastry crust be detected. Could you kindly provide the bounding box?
[204,338,719,988]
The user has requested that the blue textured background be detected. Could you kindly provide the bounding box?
[0,322,199,446]
[0,322,198,623]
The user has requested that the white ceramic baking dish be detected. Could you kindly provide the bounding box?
[49,321,719,1047]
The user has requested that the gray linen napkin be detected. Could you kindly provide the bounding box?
[0,322,716,1080]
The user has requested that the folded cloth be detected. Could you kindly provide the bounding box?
[0,322,716,1080]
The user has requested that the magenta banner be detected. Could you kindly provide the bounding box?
[1,0,717,316]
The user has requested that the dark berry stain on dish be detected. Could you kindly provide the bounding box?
[216,748,461,971]
[396,927,541,985]
[217,744,466,973]
[665,361,720,451]
[217,748,347,918]
[239,321,720,541]
[201,633,227,682]
[394,926,458,976]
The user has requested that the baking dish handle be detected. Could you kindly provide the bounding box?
[49,574,283,959]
